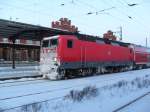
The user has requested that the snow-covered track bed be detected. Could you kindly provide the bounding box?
[113,91,150,112]
[0,74,42,81]
[0,66,41,81]
[0,78,48,88]
[0,69,150,112]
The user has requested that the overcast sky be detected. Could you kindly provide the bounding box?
[0,0,150,46]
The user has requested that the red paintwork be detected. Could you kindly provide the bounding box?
[57,35,133,63]
[133,45,150,64]
[41,35,150,68]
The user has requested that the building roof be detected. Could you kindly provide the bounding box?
[0,19,75,41]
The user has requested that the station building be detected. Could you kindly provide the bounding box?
[0,19,43,63]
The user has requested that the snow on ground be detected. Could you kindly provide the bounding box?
[0,69,150,112]
[0,66,40,79]
[118,94,150,112]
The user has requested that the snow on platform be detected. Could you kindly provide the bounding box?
[0,66,40,79]
[0,69,150,112]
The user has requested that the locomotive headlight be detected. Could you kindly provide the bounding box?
[40,58,43,62]
[54,57,57,61]
[57,61,60,66]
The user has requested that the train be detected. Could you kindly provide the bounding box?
[40,34,150,80]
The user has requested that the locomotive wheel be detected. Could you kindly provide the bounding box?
[57,69,66,79]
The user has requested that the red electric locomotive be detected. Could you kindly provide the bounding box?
[40,34,139,79]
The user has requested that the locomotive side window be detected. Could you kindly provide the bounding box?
[50,39,58,46]
[67,40,73,48]
[130,49,132,53]
[42,40,49,47]
[96,40,105,44]
[111,42,119,46]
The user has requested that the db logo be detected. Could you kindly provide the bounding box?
[108,51,111,55]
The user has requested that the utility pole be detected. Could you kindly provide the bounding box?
[146,37,147,47]
[114,26,123,41]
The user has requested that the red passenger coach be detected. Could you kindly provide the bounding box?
[132,45,150,68]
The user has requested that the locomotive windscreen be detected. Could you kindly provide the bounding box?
[42,40,49,47]
[42,39,58,47]
[51,39,58,46]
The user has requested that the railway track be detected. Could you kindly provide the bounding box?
[0,69,150,111]
[1,70,149,102]
[0,74,42,81]
[0,75,106,101]
[113,91,150,112]
[0,66,41,81]
[0,73,119,88]
[2,91,150,112]
[0,70,136,101]
[4,92,150,112]
[0,78,51,88]
[0,68,141,83]
[0,70,127,87]
[0,74,101,88]
[0,69,149,93]
[0,76,116,111]
[0,67,147,82]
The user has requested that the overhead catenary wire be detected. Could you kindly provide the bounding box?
[69,0,132,28]
[100,0,150,32]
[70,0,150,44]
[0,0,149,40]
[120,0,150,30]
[73,0,132,23]
[122,0,138,7]
[0,0,148,28]
[86,7,116,15]
[0,0,131,31]
[101,0,134,20]
[68,0,123,26]
[112,0,150,44]
[0,1,110,35]
[59,0,136,38]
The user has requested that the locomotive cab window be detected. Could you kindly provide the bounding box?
[50,39,58,46]
[42,40,49,47]
[67,40,73,48]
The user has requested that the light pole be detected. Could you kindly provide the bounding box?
[146,37,147,47]
[113,26,123,41]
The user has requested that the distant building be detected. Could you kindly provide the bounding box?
[0,38,40,62]
[51,18,78,33]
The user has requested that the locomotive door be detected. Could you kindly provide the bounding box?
[81,47,87,67]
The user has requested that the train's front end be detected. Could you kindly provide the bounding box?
[40,36,60,80]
